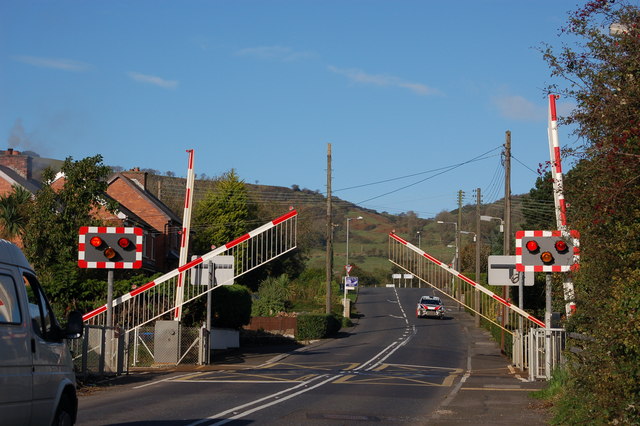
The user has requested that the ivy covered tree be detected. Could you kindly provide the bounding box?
[22,155,117,315]
[541,1,640,423]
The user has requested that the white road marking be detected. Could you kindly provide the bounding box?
[186,375,329,426]
[186,287,421,425]
[132,373,196,389]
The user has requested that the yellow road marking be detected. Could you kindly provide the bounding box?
[176,372,209,381]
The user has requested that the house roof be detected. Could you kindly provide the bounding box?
[108,173,182,224]
[0,165,41,194]
[100,191,155,231]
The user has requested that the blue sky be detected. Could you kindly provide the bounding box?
[1,0,582,218]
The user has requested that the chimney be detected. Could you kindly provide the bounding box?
[0,148,31,179]
[122,168,148,190]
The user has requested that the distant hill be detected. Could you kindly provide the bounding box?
[140,173,551,284]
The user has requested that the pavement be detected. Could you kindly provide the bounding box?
[78,312,552,425]
[427,309,551,425]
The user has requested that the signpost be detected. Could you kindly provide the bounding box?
[343,275,358,318]
[488,255,532,287]
[78,226,143,371]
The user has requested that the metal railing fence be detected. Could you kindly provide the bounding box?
[83,210,297,332]
[389,233,545,335]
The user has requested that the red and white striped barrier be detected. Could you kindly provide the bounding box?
[83,209,298,323]
[389,232,545,328]
[548,95,568,229]
[174,149,196,321]
[548,95,577,315]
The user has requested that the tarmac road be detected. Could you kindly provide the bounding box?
[77,287,550,425]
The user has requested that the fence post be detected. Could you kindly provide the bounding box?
[116,327,125,375]
[81,325,89,378]
[133,327,139,367]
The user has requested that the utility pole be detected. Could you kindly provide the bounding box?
[475,187,481,327]
[456,190,464,272]
[456,190,464,308]
[325,143,333,315]
[504,131,511,256]
[501,130,512,352]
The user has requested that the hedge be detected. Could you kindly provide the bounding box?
[296,314,341,340]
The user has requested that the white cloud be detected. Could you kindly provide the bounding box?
[492,95,546,121]
[235,45,313,62]
[327,65,440,96]
[127,72,178,89]
[493,95,578,122]
[13,55,91,72]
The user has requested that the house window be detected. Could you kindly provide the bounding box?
[143,231,156,261]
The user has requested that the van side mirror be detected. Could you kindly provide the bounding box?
[65,310,84,339]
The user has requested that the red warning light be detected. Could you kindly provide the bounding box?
[90,236,103,247]
[526,240,539,252]
[555,240,568,253]
[118,238,131,248]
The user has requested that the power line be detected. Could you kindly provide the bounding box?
[356,147,502,205]
[511,154,539,174]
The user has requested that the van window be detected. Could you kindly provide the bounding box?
[0,273,21,324]
[23,274,58,340]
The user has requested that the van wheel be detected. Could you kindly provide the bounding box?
[53,394,74,426]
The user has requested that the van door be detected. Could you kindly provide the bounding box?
[22,272,75,426]
[0,270,32,425]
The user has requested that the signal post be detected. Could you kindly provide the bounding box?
[78,226,143,372]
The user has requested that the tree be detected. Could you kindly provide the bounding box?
[521,171,556,231]
[251,274,291,316]
[541,2,640,423]
[211,284,252,329]
[22,155,117,314]
[192,169,255,254]
[0,185,32,241]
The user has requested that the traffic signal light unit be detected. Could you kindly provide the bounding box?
[515,230,580,272]
[78,226,143,269]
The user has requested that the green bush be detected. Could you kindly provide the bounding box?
[211,284,252,329]
[296,313,342,340]
[251,274,291,316]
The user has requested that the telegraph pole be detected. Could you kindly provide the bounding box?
[456,190,464,272]
[504,131,511,256]
[456,190,464,308]
[475,187,481,327]
[325,143,333,315]
[501,130,512,351]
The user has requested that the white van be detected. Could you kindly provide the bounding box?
[0,239,83,425]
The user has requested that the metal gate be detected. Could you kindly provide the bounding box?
[388,232,545,332]
[83,209,297,330]
[80,209,297,366]
[128,323,207,367]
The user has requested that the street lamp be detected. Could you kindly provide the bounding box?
[416,231,421,249]
[459,230,476,242]
[480,215,504,233]
[346,216,363,272]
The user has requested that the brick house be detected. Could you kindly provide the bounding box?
[107,169,182,272]
[0,148,43,196]
[0,149,182,273]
